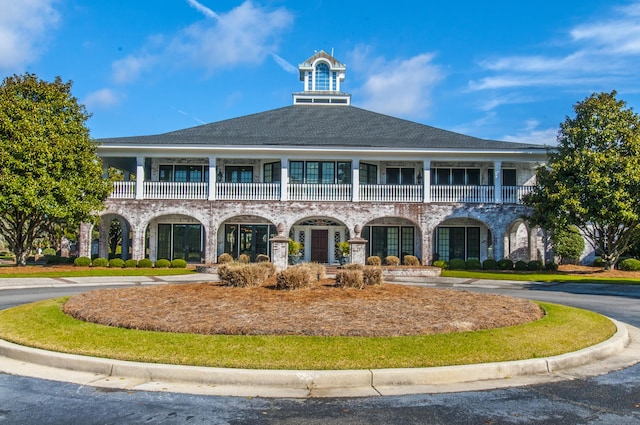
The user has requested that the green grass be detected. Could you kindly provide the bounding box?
[0,298,615,370]
[0,268,195,278]
[442,269,640,285]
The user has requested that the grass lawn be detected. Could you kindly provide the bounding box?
[442,269,640,285]
[0,298,615,370]
[0,266,195,278]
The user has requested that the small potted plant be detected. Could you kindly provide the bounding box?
[288,239,303,265]
[337,241,350,265]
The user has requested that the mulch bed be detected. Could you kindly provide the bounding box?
[63,280,544,337]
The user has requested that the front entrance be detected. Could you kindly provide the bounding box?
[311,229,328,263]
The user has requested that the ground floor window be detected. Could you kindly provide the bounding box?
[157,223,203,262]
[362,226,415,261]
[436,227,480,261]
[224,224,276,261]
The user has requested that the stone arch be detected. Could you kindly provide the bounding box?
[289,216,349,264]
[504,219,532,262]
[362,216,424,264]
[144,213,207,263]
[92,213,133,260]
[433,217,492,262]
[217,214,277,262]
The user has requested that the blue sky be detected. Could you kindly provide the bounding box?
[2,0,640,145]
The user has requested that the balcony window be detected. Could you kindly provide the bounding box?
[159,165,206,182]
[488,168,517,186]
[289,160,352,184]
[225,166,253,183]
[264,161,281,183]
[433,168,481,185]
[387,167,415,185]
[360,163,377,184]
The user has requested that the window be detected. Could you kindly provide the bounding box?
[159,165,206,182]
[224,224,275,261]
[488,168,516,186]
[157,223,202,262]
[366,226,415,260]
[225,166,253,183]
[387,167,415,185]
[337,162,351,184]
[290,161,304,183]
[289,161,352,184]
[315,63,330,90]
[263,162,281,183]
[436,227,481,261]
[332,72,337,91]
[432,168,481,185]
[360,163,378,184]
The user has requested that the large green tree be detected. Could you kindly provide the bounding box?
[524,91,640,269]
[0,73,112,265]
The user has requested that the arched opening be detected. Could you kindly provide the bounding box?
[145,215,205,263]
[434,217,490,262]
[290,217,348,264]
[362,217,421,264]
[218,215,277,261]
[505,220,531,261]
[94,214,132,260]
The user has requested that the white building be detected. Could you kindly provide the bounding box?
[80,51,548,266]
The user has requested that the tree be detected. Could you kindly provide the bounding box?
[0,73,112,265]
[552,226,585,265]
[524,91,640,269]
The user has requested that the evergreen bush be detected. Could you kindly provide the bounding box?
[497,259,514,270]
[74,256,92,267]
[465,259,482,270]
[514,260,528,271]
[124,259,138,268]
[448,258,466,270]
[433,260,448,269]
[155,259,171,268]
[42,247,56,256]
[138,258,153,268]
[108,258,125,268]
[552,226,585,264]
[92,257,108,267]
[545,262,559,271]
[170,259,187,268]
[619,258,640,271]
[482,259,498,270]
[527,260,543,271]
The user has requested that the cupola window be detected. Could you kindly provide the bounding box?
[315,63,330,91]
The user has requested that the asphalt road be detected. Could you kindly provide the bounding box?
[0,283,639,424]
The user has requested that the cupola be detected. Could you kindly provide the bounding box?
[292,50,351,106]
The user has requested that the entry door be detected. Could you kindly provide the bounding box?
[311,229,328,263]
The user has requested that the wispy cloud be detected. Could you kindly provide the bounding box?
[0,0,60,71]
[111,1,293,83]
[83,88,121,109]
[350,48,445,119]
[271,53,297,73]
[502,120,558,145]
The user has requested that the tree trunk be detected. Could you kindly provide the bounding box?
[15,249,29,266]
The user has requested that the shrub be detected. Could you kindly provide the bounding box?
[124,259,138,268]
[74,256,92,267]
[238,254,250,264]
[275,264,317,290]
[366,256,382,266]
[552,226,585,264]
[545,262,558,271]
[514,260,528,271]
[432,260,448,269]
[497,259,514,270]
[384,255,400,266]
[336,269,364,289]
[362,267,383,286]
[482,259,498,270]
[155,259,171,268]
[138,258,153,268]
[170,259,187,268]
[619,258,640,271]
[45,255,65,265]
[42,247,56,256]
[219,262,273,288]
[92,257,108,267]
[527,260,543,271]
[217,253,233,264]
[403,255,420,266]
[256,254,270,263]
[343,263,363,270]
[305,262,326,280]
[465,259,482,270]
[108,258,125,268]
[593,256,605,268]
[449,258,466,270]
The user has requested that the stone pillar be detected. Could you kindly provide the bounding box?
[60,237,70,258]
[421,228,433,265]
[348,225,368,265]
[148,223,157,262]
[98,220,109,259]
[204,224,217,264]
[269,223,289,271]
[130,226,146,261]
[78,222,92,258]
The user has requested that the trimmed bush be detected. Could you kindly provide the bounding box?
[593,256,605,268]
[238,254,250,264]
[217,253,233,264]
[465,259,482,270]
[552,226,585,265]
[275,264,317,290]
[42,247,56,256]
[170,259,187,268]
[366,256,382,266]
[527,260,543,271]
[155,259,171,268]
[497,259,514,270]
[362,267,383,286]
[92,257,108,267]
[514,260,528,271]
[545,262,558,271]
[138,258,153,268]
[482,259,498,270]
[432,260,448,269]
[108,258,125,268]
[343,263,364,270]
[124,259,138,268]
[619,258,640,271]
[219,262,273,288]
[403,255,420,266]
[449,258,466,270]
[336,269,364,289]
[384,255,400,266]
[74,256,92,267]
[256,254,270,263]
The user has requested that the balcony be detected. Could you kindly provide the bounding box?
[109,181,534,204]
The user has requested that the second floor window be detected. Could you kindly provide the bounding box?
[360,163,378,184]
[225,166,253,183]
[289,161,351,184]
[432,168,480,185]
[159,165,207,182]
[386,167,415,185]
[263,162,281,183]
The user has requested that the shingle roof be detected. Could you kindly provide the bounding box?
[98,105,545,151]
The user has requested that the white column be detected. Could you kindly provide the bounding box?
[135,156,145,200]
[208,155,217,201]
[280,158,289,201]
[352,159,360,202]
[423,159,431,203]
[494,160,502,204]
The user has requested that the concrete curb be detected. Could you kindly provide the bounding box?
[0,318,634,397]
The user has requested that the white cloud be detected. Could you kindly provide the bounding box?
[111,1,293,83]
[0,0,60,71]
[351,50,445,118]
[503,120,558,145]
[83,88,120,110]
[271,53,297,74]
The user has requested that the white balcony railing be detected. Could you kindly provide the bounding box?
[503,185,534,204]
[217,183,280,200]
[288,183,352,201]
[431,185,494,203]
[111,181,136,199]
[360,184,423,203]
[143,181,208,200]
